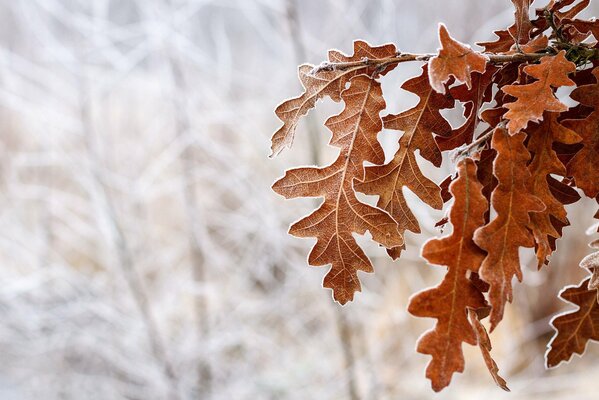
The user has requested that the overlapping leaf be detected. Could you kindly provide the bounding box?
[355,65,453,259]
[271,0,599,391]
[408,158,488,391]
[478,0,534,52]
[474,128,544,330]
[436,67,496,151]
[509,0,534,46]
[428,24,488,94]
[527,113,581,267]
[270,41,397,156]
[468,309,510,391]
[502,51,576,134]
[565,67,599,198]
[272,75,403,304]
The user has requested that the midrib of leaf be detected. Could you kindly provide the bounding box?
[334,78,375,272]
[560,295,597,355]
[441,170,472,374]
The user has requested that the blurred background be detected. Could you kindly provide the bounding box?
[0,0,598,399]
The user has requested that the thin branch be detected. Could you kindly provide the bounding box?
[311,51,557,75]
[453,127,495,160]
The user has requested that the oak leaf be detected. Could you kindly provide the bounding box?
[355,65,453,259]
[428,24,488,94]
[272,75,403,304]
[546,275,599,368]
[502,51,576,134]
[478,0,534,52]
[527,113,581,267]
[270,41,397,156]
[473,128,544,330]
[408,158,488,392]
[467,309,510,391]
[509,0,533,46]
[436,67,497,151]
[564,67,599,198]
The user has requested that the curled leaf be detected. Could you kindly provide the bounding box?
[468,309,510,391]
[270,41,397,156]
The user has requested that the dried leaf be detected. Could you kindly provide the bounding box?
[565,67,599,198]
[270,41,397,156]
[509,0,534,46]
[527,113,581,267]
[580,240,599,293]
[468,309,510,391]
[408,158,488,391]
[429,24,488,94]
[355,65,453,259]
[478,30,516,53]
[474,128,544,330]
[546,275,599,368]
[437,67,497,151]
[477,0,534,53]
[272,75,403,304]
[502,51,576,134]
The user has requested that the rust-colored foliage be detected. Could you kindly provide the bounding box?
[565,68,599,198]
[474,128,544,329]
[270,41,397,156]
[546,272,599,368]
[408,159,489,391]
[271,0,599,392]
[429,24,488,94]
[355,65,453,259]
[468,309,510,391]
[527,113,581,267]
[502,51,576,134]
[272,74,403,304]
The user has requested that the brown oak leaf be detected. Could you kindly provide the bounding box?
[272,75,403,304]
[502,51,576,134]
[355,65,453,259]
[436,67,497,151]
[428,24,488,94]
[474,128,544,330]
[565,67,599,198]
[408,158,488,392]
[546,275,599,368]
[527,113,581,267]
[478,30,515,53]
[270,41,397,156]
[477,0,534,53]
[509,0,534,46]
[468,309,510,391]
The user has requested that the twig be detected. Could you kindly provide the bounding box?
[452,127,495,163]
[311,51,561,75]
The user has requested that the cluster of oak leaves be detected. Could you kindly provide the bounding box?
[270,0,599,392]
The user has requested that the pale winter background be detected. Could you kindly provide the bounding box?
[0,0,598,399]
